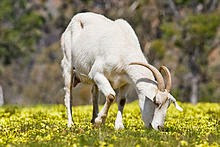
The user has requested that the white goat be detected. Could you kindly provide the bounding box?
[61,12,182,130]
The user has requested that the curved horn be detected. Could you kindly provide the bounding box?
[130,62,165,91]
[159,66,172,92]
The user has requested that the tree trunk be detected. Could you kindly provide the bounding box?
[209,0,218,12]
[190,75,199,104]
[167,0,180,19]
[0,85,4,106]
[188,48,200,104]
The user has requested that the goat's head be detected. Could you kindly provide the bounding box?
[130,62,183,130]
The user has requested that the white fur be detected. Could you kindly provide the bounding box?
[61,12,181,130]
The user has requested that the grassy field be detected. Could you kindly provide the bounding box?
[0,101,219,146]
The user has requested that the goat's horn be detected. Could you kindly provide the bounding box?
[159,66,172,92]
[130,62,165,91]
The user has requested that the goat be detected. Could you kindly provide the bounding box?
[61,12,183,130]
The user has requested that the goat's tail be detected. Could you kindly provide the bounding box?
[61,17,84,63]
[70,17,84,42]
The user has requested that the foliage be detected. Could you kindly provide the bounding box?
[183,13,220,39]
[174,0,205,6]
[0,0,44,64]
[149,39,166,60]
[159,12,220,102]
[200,80,220,102]
[161,12,220,51]
[0,101,219,146]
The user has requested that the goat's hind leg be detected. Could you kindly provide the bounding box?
[91,84,99,124]
[62,58,79,127]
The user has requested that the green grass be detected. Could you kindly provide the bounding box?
[0,101,219,146]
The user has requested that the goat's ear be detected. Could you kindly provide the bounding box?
[168,94,183,111]
[173,101,183,111]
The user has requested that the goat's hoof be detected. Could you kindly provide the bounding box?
[67,121,74,127]
[101,115,107,124]
[94,117,102,127]
[101,114,107,120]
[114,123,124,130]
[91,118,95,124]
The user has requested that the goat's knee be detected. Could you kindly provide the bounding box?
[106,94,116,103]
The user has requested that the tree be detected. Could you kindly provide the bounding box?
[160,12,220,104]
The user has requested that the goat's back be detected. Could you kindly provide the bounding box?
[62,12,145,76]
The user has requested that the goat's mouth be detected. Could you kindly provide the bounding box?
[157,125,164,131]
[150,123,164,131]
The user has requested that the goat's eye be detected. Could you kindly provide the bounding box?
[165,96,168,102]
[168,100,171,107]
[153,97,160,107]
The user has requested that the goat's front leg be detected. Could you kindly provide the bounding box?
[115,98,126,130]
[90,73,116,127]
[91,84,99,124]
[115,85,129,130]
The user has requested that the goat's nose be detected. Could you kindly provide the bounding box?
[157,125,164,130]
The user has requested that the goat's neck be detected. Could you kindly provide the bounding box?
[126,65,158,103]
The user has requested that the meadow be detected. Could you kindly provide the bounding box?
[0,101,219,146]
